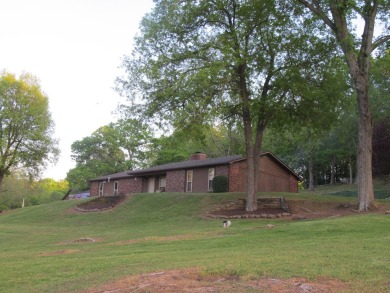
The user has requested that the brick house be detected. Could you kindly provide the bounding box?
[89,152,300,196]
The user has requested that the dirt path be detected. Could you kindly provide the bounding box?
[88,268,349,293]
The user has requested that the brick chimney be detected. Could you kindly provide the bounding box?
[189,152,207,160]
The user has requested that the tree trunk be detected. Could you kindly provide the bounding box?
[346,53,374,210]
[330,155,336,184]
[245,149,257,212]
[0,172,4,192]
[349,159,353,185]
[356,89,374,210]
[244,123,266,212]
[243,116,257,212]
[308,158,315,191]
[237,59,259,212]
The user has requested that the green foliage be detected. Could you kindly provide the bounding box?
[114,118,153,168]
[263,78,357,188]
[119,0,342,133]
[0,172,69,209]
[296,0,389,210]
[67,125,129,190]
[67,119,153,190]
[0,71,59,189]
[212,176,228,193]
[150,123,245,166]
[117,0,349,210]
[66,165,96,191]
[370,52,390,122]
[29,178,69,205]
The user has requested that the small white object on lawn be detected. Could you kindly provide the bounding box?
[223,220,231,228]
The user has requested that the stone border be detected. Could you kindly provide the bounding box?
[74,206,114,212]
[74,195,127,212]
[207,197,292,219]
[208,212,292,219]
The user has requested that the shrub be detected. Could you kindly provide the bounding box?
[212,176,228,193]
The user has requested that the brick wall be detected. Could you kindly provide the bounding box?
[289,175,298,193]
[119,177,143,194]
[90,181,99,196]
[90,176,143,196]
[228,163,240,192]
[215,165,229,177]
[166,170,185,192]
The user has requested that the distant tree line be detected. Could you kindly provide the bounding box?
[0,171,69,210]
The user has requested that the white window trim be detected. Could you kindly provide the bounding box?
[113,181,119,195]
[159,177,166,191]
[208,168,215,191]
[99,182,105,196]
[186,170,193,192]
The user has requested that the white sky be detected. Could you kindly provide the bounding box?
[0,0,154,180]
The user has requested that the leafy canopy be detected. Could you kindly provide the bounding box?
[67,119,153,190]
[0,71,58,186]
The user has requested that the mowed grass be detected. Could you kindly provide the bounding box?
[0,191,389,292]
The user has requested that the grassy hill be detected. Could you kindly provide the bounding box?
[0,191,389,292]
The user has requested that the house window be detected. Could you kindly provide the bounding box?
[186,170,193,192]
[113,181,119,195]
[208,168,215,191]
[99,182,105,196]
[159,177,166,191]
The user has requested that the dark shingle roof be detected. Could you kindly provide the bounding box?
[89,171,132,182]
[89,152,300,182]
[128,155,243,175]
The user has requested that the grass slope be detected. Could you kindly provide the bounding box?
[0,191,389,292]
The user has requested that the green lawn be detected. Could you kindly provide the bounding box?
[0,191,389,292]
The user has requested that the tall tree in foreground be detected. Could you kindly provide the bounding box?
[0,71,58,191]
[118,0,345,211]
[296,0,390,210]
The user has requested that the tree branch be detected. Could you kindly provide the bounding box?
[296,0,336,32]
[372,35,390,51]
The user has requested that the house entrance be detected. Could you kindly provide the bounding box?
[147,178,155,193]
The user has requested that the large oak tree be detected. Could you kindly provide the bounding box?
[296,0,390,210]
[0,71,58,191]
[118,0,347,211]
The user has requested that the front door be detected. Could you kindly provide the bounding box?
[147,177,155,193]
[99,182,105,196]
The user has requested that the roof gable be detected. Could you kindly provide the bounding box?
[225,152,300,180]
[261,152,300,180]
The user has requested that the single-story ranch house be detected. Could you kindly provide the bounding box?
[89,152,300,196]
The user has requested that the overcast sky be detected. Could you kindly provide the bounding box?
[0,0,154,180]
